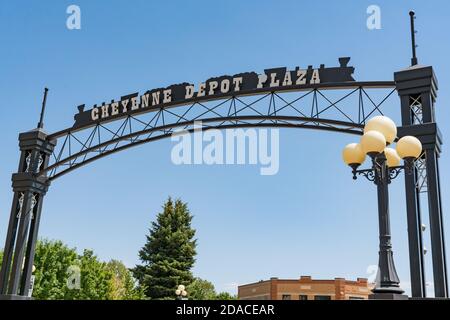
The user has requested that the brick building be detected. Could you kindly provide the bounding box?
[238,276,372,300]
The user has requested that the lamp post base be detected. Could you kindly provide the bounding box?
[369,292,409,300]
[0,294,31,300]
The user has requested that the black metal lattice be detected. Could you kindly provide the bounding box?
[40,85,397,180]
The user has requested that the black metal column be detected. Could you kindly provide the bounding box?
[395,66,448,297]
[370,154,406,299]
[403,165,426,297]
[0,129,56,299]
[424,146,448,297]
[8,190,35,295]
[20,192,44,296]
[0,192,20,294]
[19,137,53,296]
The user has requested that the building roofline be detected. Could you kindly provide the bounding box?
[238,279,272,288]
[238,276,369,288]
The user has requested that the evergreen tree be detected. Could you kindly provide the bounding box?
[133,197,197,299]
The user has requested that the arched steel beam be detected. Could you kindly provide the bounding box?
[41,82,398,181]
[41,116,364,181]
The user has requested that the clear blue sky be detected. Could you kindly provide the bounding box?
[1,1,449,296]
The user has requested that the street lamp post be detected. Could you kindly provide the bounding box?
[175,285,188,300]
[342,116,423,299]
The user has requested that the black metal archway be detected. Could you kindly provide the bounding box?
[44,82,396,180]
[0,59,447,300]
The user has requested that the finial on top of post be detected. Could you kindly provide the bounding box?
[409,11,418,66]
[37,87,48,129]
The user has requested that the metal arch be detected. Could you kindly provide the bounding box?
[46,120,364,181]
[40,84,397,181]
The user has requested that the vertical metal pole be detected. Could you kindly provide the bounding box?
[436,159,449,297]
[403,167,426,297]
[399,93,426,297]
[371,154,404,295]
[37,88,48,129]
[425,149,448,297]
[20,194,43,295]
[0,193,20,294]
[409,11,418,66]
[7,191,33,295]
[0,150,30,294]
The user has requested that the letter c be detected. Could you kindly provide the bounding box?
[91,107,99,121]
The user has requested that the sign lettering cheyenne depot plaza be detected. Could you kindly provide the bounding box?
[73,57,355,129]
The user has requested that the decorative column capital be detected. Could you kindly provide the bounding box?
[11,173,50,196]
[394,65,438,100]
[18,128,56,155]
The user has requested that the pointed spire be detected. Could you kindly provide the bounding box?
[37,87,48,129]
[409,11,418,66]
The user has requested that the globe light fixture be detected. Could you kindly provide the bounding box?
[360,130,387,155]
[384,147,401,167]
[175,284,187,300]
[364,115,398,144]
[341,115,424,299]
[342,143,365,167]
[396,135,423,159]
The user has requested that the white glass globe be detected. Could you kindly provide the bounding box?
[384,148,401,167]
[342,143,366,165]
[396,136,422,159]
[364,116,397,144]
[360,130,386,154]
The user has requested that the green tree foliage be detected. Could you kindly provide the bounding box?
[215,292,237,300]
[106,260,146,300]
[34,242,113,300]
[187,277,216,300]
[66,249,113,300]
[133,197,197,299]
[1,239,142,300]
[33,239,78,299]
[186,278,237,300]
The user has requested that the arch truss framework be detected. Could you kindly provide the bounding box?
[45,84,396,180]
